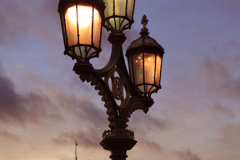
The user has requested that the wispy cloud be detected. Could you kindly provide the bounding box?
[200,57,240,100]
[172,149,201,160]
[0,0,60,47]
[218,123,240,147]
[0,63,63,126]
[210,102,234,118]
[52,128,102,149]
[0,130,21,142]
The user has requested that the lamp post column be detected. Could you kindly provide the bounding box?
[98,31,137,160]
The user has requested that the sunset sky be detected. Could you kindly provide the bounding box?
[1,0,240,160]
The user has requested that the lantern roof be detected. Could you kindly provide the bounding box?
[126,15,164,54]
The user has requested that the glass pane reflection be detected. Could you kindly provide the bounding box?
[144,52,155,84]
[132,52,143,85]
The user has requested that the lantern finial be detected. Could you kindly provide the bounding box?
[141,15,149,33]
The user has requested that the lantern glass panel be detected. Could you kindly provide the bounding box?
[79,46,87,58]
[104,0,113,18]
[65,5,101,48]
[103,0,135,31]
[127,0,134,19]
[93,9,101,48]
[60,13,68,46]
[115,18,120,30]
[129,54,134,82]
[138,85,144,93]
[115,0,126,16]
[69,50,74,56]
[132,52,143,85]
[155,53,162,86]
[65,6,78,46]
[144,52,155,85]
[145,85,156,94]
[78,6,92,45]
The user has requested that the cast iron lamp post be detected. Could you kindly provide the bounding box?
[58,0,165,160]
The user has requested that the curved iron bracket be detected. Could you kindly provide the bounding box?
[73,31,155,132]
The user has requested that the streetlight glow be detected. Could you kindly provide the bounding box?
[126,15,164,96]
[58,0,104,61]
[67,6,93,28]
[65,5,101,46]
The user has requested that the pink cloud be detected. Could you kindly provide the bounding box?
[199,57,240,100]
[218,123,240,147]
[0,130,21,142]
[173,149,201,160]
[210,102,234,118]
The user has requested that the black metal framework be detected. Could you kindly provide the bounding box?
[103,0,136,31]
[59,1,165,157]
[73,31,154,131]
[71,18,164,160]
[58,0,105,62]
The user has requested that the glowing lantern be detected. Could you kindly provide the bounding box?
[103,0,136,31]
[126,15,165,96]
[58,0,105,62]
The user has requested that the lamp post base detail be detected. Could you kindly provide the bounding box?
[100,136,137,160]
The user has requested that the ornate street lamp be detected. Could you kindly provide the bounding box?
[103,0,136,31]
[58,1,165,159]
[126,15,165,97]
[58,0,105,62]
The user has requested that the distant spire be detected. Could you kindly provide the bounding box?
[75,140,77,160]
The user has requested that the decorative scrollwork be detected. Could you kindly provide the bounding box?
[105,67,130,109]
[112,77,124,100]
[102,129,134,140]
[79,73,117,129]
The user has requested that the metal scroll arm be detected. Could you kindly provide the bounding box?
[73,31,155,132]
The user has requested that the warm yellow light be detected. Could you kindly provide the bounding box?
[65,5,101,47]
[67,5,98,28]
[136,60,138,62]
[67,7,77,25]
[144,54,155,84]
